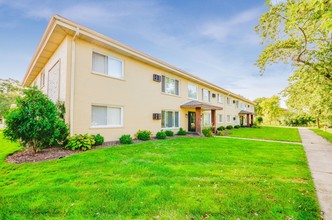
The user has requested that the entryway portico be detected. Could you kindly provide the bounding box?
[180,100,223,134]
[238,110,255,127]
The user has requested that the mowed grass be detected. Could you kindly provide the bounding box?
[227,126,302,142]
[0,132,320,219]
[310,128,332,143]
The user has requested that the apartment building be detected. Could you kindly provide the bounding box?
[23,15,255,141]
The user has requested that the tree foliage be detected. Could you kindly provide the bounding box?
[4,87,68,153]
[256,0,332,127]
[0,78,22,117]
[254,96,283,125]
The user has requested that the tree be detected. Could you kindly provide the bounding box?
[256,0,332,127]
[256,95,282,125]
[4,87,68,153]
[256,0,332,81]
[284,66,332,128]
[253,97,267,116]
[0,78,22,118]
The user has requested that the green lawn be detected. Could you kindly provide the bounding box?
[0,132,320,219]
[227,126,302,142]
[310,128,332,143]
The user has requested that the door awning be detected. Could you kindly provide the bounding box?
[180,100,223,110]
[238,110,255,115]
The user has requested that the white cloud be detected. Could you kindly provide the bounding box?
[200,6,264,43]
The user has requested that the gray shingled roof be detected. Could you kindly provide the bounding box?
[180,100,223,110]
[238,110,255,115]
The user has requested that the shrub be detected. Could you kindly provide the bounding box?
[256,116,263,125]
[119,134,133,144]
[135,130,152,141]
[216,130,229,136]
[202,127,214,137]
[177,128,187,135]
[217,126,225,131]
[66,134,95,151]
[4,87,68,153]
[156,131,167,139]
[92,134,104,146]
[226,125,233,130]
[234,125,240,129]
[165,130,174,136]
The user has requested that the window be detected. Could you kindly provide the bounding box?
[227,115,231,123]
[235,100,239,108]
[203,112,211,126]
[218,94,224,103]
[162,75,179,96]
[40,70,45,87]
[240,102,244,109]
[227,97,231,105]
[202,89,210,102]
[218,114,223,123]
[161,110,179,128]
[92,52,123,79]
[91,105,123,127]
[188,84,198,99]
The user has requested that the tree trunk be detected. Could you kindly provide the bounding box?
[316,117,320,129]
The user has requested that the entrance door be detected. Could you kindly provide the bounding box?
[188,112,196,132]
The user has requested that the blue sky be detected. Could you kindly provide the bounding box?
[0,0,292,103]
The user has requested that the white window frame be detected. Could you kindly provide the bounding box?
[161,110,180,129]
[227,97,231,105]
[188,84,198,100]
[202,89,210,102]
[161,75,180,96]
[92,51,124,80]
[218,94,224,103]
[227,115,231,123]
[203,112,211,126]
[91,105,124,128]
[218,114,223,123]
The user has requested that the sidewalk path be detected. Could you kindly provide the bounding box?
[299,128,332,220]
[216,135,302,145]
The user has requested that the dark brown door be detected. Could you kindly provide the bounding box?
[188,112,196,132]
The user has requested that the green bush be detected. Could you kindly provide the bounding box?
[66,134,95,151]
[4,87,68,153]
[216,130,229,136]
[119,134,133,144]
[226,125,233,130]
[165,130,174,136]
[156,131,167,139]
[202,127,214,137]
[135,130,152,141]
[256,116,263,125]
[92,134,104,146]
[177,128,187,135]
[234,125,240,129]
[217,126,225,131]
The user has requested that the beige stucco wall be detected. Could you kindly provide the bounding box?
[31,36,70,122]
[71,39,254,141]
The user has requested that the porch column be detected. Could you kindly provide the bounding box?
[195,107,201,134]
[211,109,216,133]
[246,114,250,127]
[251,114,254,126]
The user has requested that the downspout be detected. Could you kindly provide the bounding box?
[70,28,79,136]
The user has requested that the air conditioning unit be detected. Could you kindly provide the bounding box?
[153,113,161,120]
[153,74,161,82]
[233,100,236,104]
[212,93,216,98]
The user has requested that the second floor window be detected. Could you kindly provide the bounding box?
[218,94,224,103]
[162,75,179,96]
[188,84,198,99]
[92,52,123,79]
[202,89,210,102]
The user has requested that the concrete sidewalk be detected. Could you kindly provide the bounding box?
[299,128,332,220]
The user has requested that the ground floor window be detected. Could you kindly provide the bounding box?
[91,105,123,127]
[162,110,179,128]
[218,114,223,123]
[227,115,231,123]
[203,112,211,126]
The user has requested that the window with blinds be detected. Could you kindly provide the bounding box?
[92,52,123,79]
[161,75,179,96]
[91,105,123,127]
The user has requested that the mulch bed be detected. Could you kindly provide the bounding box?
[6,134,201,164]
